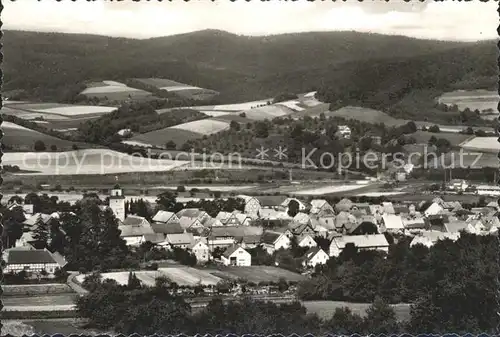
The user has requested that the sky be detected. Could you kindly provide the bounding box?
[3,0,499,41]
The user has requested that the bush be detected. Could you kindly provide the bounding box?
[177,185,186,192]
[428,125,440,133]
[34,140,46,152]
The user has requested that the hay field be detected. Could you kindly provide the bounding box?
[293,184,370,196]
[2,149,190,175]
[411,131,473,146]
[126,128,203,148]
[160,267,222,286]
[2,122,88,151]
[30,106,117,117]
[326,106,409,126]
[438,90,499,113]
[240,105,296,120]
[211,266,305,283]
[460,136,500,154]
[81,81,152,100]
[170,119,230,135]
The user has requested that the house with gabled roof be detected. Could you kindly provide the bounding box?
[297,233,317,248]
[221,245,251,266]
[329,234,389,257]
[486,201,500,211]
[189,239,210,263]
[119,215,155,246]
[261,230,291,254]
[234,212,252,226]
[334,211,358,234]
[23,213,53,228]
[423,202,444,217]
[410,230,460,248]
[204,218,224,228]
[256,196,287,210]
[151,222,185,236]
[176,208,210,224]
[236,195,261,218]
[309,199,334,217]
[335,198,353,212]
[179,216,205,231]
[288,219,315,236]
[293,212,311,225]
[380,214,404,233]
[164,233,195,249]
[302,247,329,268]
[259,208,290,221]
[152,211,180,225]
[216,211,241,226]
[4,247,66,276]
[208,226,263,249]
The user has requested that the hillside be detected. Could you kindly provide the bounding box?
[4,29,491,105]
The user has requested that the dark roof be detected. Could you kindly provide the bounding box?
[7,249,58,265]
[176,208,205,218]
[151,222,184,235]
[123,215,149,227]
[260,231,282,245]
[143,233,165,244]
[255,196,287,207]
[393,206,410,215]
[240,234,262,244]
[223,245,245,258]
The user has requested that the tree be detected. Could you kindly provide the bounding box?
[166,140,177,150]
[50,144,58,151]
[230,120,240,131]
[32,215,50,249]
[127,271,142,290]
[177,185,186,192]
[34,140,46,152]
[156,191,177,211]
[254,121,269,138]
[364,296,399,334]
[287,199,300,217]
[428,125,440,133]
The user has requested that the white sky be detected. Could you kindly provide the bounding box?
[3,0,499,41]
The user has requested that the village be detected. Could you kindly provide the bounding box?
[3,178,499,286]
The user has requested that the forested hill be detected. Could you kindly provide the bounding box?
[3,29,496,103]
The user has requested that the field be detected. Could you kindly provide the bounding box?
[303,301,411,321]
[292,183,372,196]
[183,99,271,112]
[152,184,257,191]
[134,78,219,100]
[326,106,409,126]
[275,100,305,111]
[441,151,499,168]
[438,90,499,113]
[2,294,77,312]
[210,266,306,283]
[460,136,500,154]
[77,267,222,287]
[81,80,153,100]
[171,119,231,135]
[5,102,118,118]
[2,149,190,175]
[411,130,473,146]
[2,121,90,151]
[3,319,111,336]
[128,127,203,147]
[241,104,297,120]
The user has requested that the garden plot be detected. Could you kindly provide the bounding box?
[170,119,230,135]
[2,149,190,175]
[460,137,500,154]
[159,267,221,286]
[211,266,305,283]
[438,90,499,113]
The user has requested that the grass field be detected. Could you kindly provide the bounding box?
[5,102,118,118]
[161,267,222,286]
[210,266,305,283]
[5,319,111,336]
[438,90,498,113]
[326,106,409,126]
[81,81,152,100]
[3,294,77,308]
[127,127,203,148]
[411,130,473,146]
[3,149,190,175]
[303,301,411,321]
[441,151,499,168]
[460,136,500,154]
[171,119,231,135]
[292,183,372,196]
[2,121,90,151]
[134,78,219,100]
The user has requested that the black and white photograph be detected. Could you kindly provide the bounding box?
[0,0,499,335]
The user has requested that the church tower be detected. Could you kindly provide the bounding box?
[109,184,125,222]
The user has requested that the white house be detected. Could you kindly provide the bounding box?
[380,214,405,233]
[4,248,64,276]
[189,240,210,263]
[423,202,444,217]
[297,234,317,248]
[336,125,351,139]
[447,179,469,192]
[410,230,460,248]
[119,215,155,246]
[236,195,261,218]
[165,233,195,249]
[221,245,251,266]
[329,234,389,257]
[302,247,329,268]
[261,230,291,254]
[309,199,335,217]
[152,211,180,225]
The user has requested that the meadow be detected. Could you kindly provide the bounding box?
[460,136,500,154]
[2,121,89,151]
[134,78,219,100]
[126,127,203,148]
[325,106,410,126]
[210,266,305,283]
[171,119,231,135]
[410,130,473,146]
[2,149,190,175]
[438,89,499,113]
[292,183,372,196]
[81,80,153,100]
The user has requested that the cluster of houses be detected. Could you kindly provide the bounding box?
[5,185,500,276]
